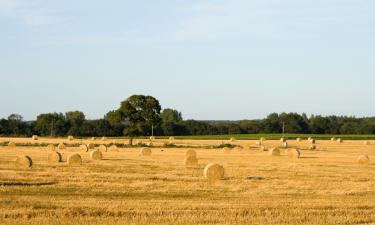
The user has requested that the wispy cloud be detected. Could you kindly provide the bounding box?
[171,0,375,41]
[0,0,60,26]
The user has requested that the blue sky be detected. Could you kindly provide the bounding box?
[0,0,374,120]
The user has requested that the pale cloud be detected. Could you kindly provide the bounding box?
[0,0,59,26]
[172,0,375,41]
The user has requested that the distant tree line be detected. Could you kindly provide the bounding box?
[1,95,375,137]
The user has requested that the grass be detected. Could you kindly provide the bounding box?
[0,138,375,224]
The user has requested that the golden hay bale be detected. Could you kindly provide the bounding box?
[149,136,155,141]
[80,144,89,152]
[140,147,152,156]
[91,137,96,141]
[58,143,66,150]
[331,137,336,141]
[8,142,16,147]
[48,144,56,151]
[296,138,301,142]
[32,135,38,140]
[269,148,280,156]
[68,136,74,141]
[101,136,107,141]
[87,143,95,149]
[108,145,119,152]
[282,142,288,148]
[260,146,268,151]
[287,148,301,159]
[48,152,62,163]
[309,139,316,144]
[358,155,370,165]
[185,149,197,158]
[15,155,33,169]
[364,141,369,145]
[90,150,103,160]
[260,137,266,142]
[169,136,175,141]
[99,145,107,152]
[337,138,343,143]
[67,154,82,166]
[280,138,286,142]
[184,156,198,168]
[255,141,261,146]
[222,147,231,154]
[229,137,236,142]
[204,163,225,181]
[309,145,316,150]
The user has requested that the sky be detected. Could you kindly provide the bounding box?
[0,0,374,121]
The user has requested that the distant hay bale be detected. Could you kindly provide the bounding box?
[185,149,197,158]
[280,138,286,142]
[337,138,343,143]
[364,141,369,145]
[80,144,89,152]
[91,137,96,141]
[309,145,316,150]
[255,141,261,146]
[149,136,155,141]
[67,154,82,166]
[287,148,301,159]
[140,147,152,156]
[269,148,280,156]
[90,150,103,160]
[358,155,370,165]
[32,135,38,140]
[99,145,107,152]
[296,138,301,142]
[8,142,16,147]
[260,146,268,151]
[282,142,288,148]
[15,155,32,169]
[101,136,107,141]
[222,147,231,154]
[48,152,62,163]
[204,163,225,182]
[309,139,316,144]
[331,137,336,141]
[260,137,266,142]
[68,136,74,141]
[147,141,153,147]
[58,143,66,150]
[108,145,119,152]
[184,156,198,168]
[47,144,55,151]
[87,143,95,149]
[229,137,236,143]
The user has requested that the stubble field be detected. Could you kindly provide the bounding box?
[0,137,374,225]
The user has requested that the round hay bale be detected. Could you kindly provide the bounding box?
[15,155,32,169]
[149,136,155,141]
[269,148,280,156]
[222,147,231,154]
[87,143,95,149]
[101,136,107,141]
[47,144,55,151]
[260,137,266,142]
[140,147,152,156]
[260,146,268,151]
[48,152,62,163]
[90,150,103,160]
[58,143,66,150]
[185,149,197,158]
[98,145,107,152]
[280,138,286,142]
[32,135,38,140]
[8,142,16,147]
[108,145,118,152]
[169,136,175,141]
[67,154,82,166]
[287,148,301,158]
[255,141,261,146]
[80,144,89,152]
[68,136,74,141]
[364,141,369,145]
[337,138,343,143]
[296,138,301,142]
[309,145,316,150]
[282,142,288,148]
[184,156,198,168]
[358,155,370,165]
[91,137,96,141]
[229,137,236,143]
[309,139,316,144]
[331,137,336,141]
[204,163,225,181]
